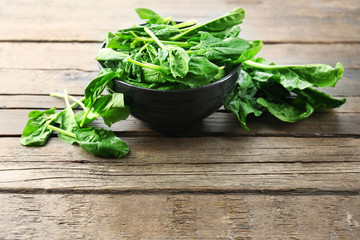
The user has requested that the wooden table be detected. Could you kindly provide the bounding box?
[1,0,359,239]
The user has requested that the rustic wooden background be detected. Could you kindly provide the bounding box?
[1,0,359,239]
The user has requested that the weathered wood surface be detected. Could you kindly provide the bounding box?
[1,194,359,239]
[1,137,360,193]
[0,0,359,43]
[1,0,360,238]
[1,108,359,137]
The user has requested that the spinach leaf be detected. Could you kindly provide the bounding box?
[20,107,59,146]
[54,90,79,144]
[55,107,79,144]
[190,33,250,63]
[84,68,119,107]
[95,48,129,61]
[92,93,130,127]
[295,88,346,109]
[233,40,263,63]
[257,97,314,123]
[180,56,220,87]
[170,8,245,40]
[49,91,129,158]
[167,46,190,78]
[75,127,129,158]
[81,68,120,127]
[244,59,344,90]
[224,70,262,130]
[227,58,346,129]
[135,8,171,24]
[144,27,190,78]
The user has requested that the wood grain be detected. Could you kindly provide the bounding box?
[1,137,359,193]
[1,43,358,71]
[1,0,359,238]
[0,0,359,43]
[0,194,359,239]
[2,108,359,137]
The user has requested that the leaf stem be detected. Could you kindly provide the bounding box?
[169,23,202,40]
[161,40,193,48]
[127,58,162,71]
[50,93,86,110]
[243,60,295,70]
[138,42,149,53]
[47,125,76,138]
[80,108,91,127]
[144,27,166,49]
[173,20,196,29]
[64,90,75,116]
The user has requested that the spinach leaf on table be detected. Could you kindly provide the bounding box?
[243,58,344,90]
[20,107,59,146]
[75,127,129,158]
[51,91,130,158]
[224,70,263,130]
[225,58,346,129]
[92,93,130,127]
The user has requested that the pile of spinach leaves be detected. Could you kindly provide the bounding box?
[20,8,346,158]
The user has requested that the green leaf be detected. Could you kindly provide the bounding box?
[142,68,168,84]
[170,8,245,40]
[84,69,119,107]
[95,48,129,61]
[233,40,263,63]
[182,56,220,86]
[74,110,98,126]
[168,46,190,78]
[55,107,79,144]
[191,34,250,62]
[224,26,241,38]
[135,8,171,24]
[106,36,133,50]
[54,91,79,144]
[92,93,130,127]
[244,59,344,90]
[50,91,129,158]
[224,70,262,130]
[105,32,116,45]
[20,107,59,146]
[295,88,346,109]
[75,127,129,158]
[257,97,314,123]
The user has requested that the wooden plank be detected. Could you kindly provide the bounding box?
[0,43,99,71]
[0,95,356,112]
[0,0,358,43]
[1,43,359,71]
[0,194,359,239]
[0,68,358,96]
[2,107,359,137]
[3,137,360,164]
[0,137,359,192]
[0,70,96,95]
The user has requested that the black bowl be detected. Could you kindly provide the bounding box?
[99,46,241,132]
[109,65,240,131]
